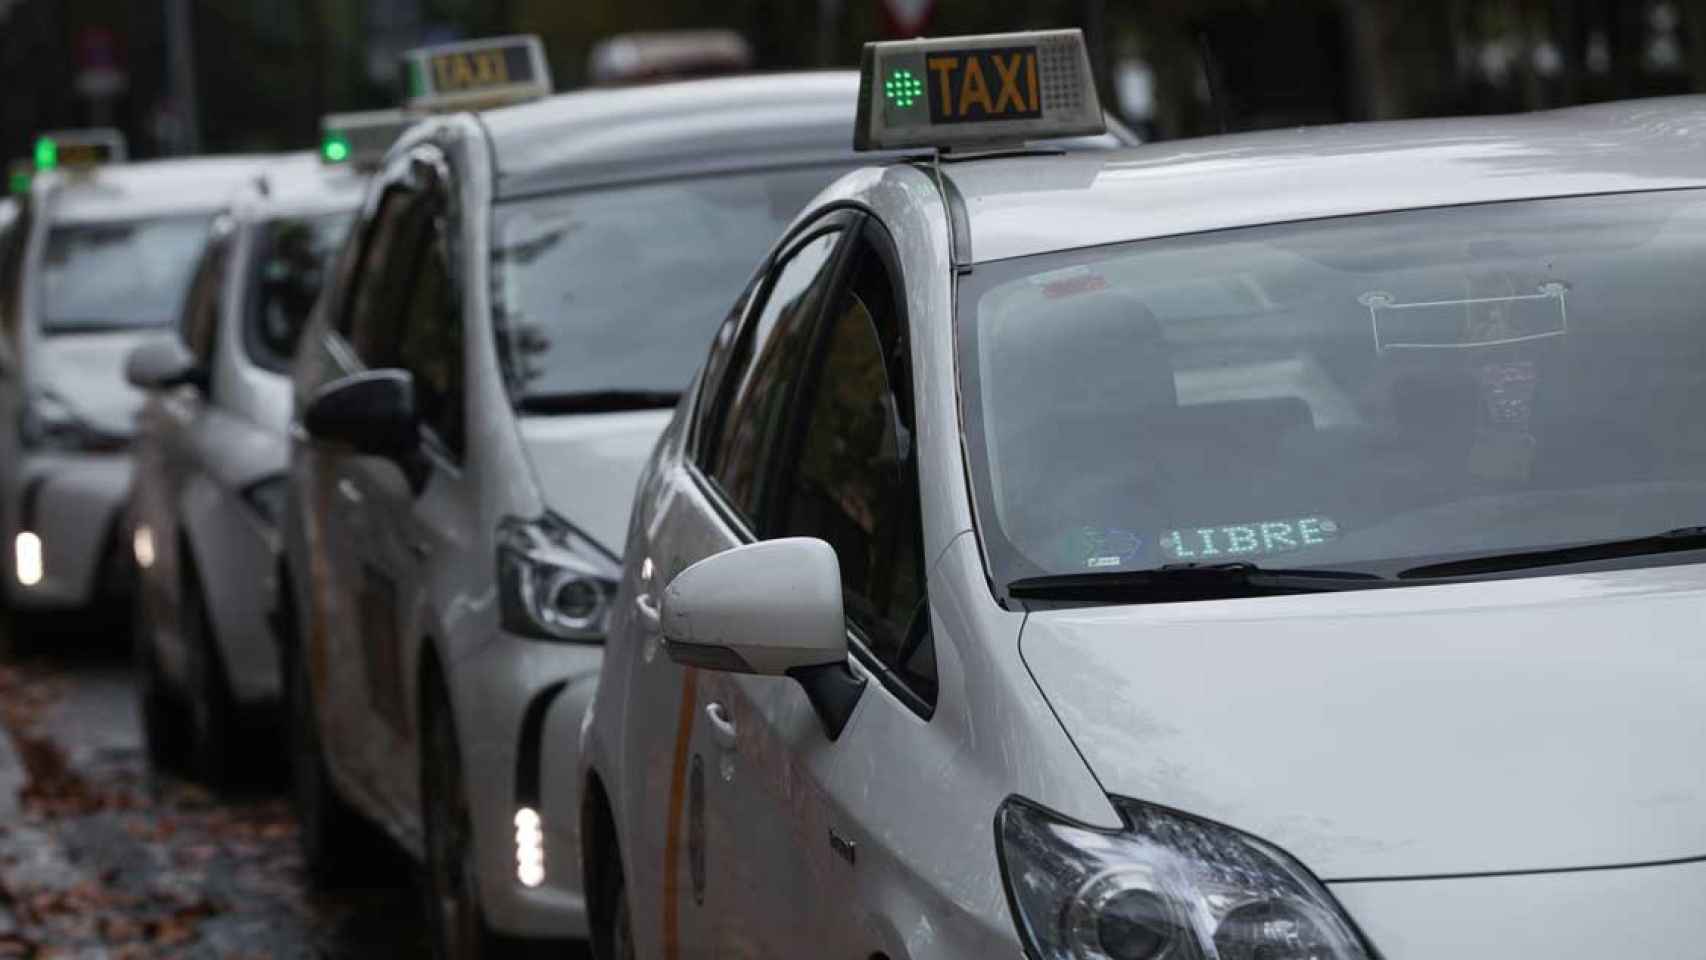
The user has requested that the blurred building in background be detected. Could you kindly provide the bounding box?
[4,0,1706,164]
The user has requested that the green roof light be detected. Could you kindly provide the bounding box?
[8,170,29,195]
[884,68,923,109]
[34,137,57,172]
[321,132,351,164]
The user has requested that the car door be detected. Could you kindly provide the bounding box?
[625,211,859,958]
[359,148,470,824]
[309,163,431,805]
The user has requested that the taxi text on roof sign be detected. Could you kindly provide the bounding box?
[400,35,552,113]
[854,30,1104,151]
[33,128,127,171]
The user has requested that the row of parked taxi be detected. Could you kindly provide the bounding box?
[10,24,1706,960]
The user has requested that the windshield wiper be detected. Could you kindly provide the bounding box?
[1008,561,1387,603]
[518,390,682,415]
[1397,526,1706,580]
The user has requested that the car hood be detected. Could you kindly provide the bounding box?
[517,410,672,555]
[1020,564,1706,881]
[33,331,155,435]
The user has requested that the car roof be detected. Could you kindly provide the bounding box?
[232,152,367,221]
[477,71,861,198]
[944,95,1706,264]
[41,154,276,224]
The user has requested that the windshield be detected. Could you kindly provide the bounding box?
[491,165,850,406]
[40,214,212,333]
[244,210,354,373]
[959,190,1706,596]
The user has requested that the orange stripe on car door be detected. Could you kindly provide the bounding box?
[661,667,699,960]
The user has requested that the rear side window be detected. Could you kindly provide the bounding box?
[245,211,354,373]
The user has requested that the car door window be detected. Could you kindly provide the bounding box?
[342,184,426,366]
[180,235,230,384]
[394,188,464,460]
[702,228,843,524]
[775,234,936,709]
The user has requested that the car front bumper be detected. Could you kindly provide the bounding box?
[450,632,604,940]
[4,450,132,611]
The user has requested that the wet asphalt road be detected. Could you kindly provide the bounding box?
[0,612,429,958]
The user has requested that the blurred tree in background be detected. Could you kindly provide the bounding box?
[4,0,1706,164]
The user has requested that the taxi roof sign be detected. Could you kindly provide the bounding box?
[400,35,551,113]
[34,128,127,171]
[321,109,412,168]
[854,30,1104,151]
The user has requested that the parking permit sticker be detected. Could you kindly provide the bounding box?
[1059,526,1144,570]
[1361,282,1568,353]
[1159,516,1339,562]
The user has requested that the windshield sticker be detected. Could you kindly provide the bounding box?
[1361,281,1568,353]
[1160,516,1339,562]
[1029,265,1109,301]
[1059,526,1144,570]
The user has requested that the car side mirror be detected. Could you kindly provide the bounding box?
[125,339,203,391]
[303,369,419,460]
[662,537,866,739]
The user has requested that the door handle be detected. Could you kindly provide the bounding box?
[337,478,363,504]
[705,702,738,750]
[634,591,661,627]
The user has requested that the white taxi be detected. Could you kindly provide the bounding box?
[0,132,270,620]
[275,36,893,957]
[581,30,1706,959]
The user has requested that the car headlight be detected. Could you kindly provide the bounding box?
[19,388,129,452]
[497,513,620,643]
[997,796,1373,960]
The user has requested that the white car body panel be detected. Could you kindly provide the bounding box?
[1022,566,1706,881]
[518,411,671,553]
[1330,860,1706,958]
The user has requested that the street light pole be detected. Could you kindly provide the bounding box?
[163,0,201,154]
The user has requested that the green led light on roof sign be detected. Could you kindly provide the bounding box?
[322,132,351,164]
[34,137,57,172]
[884,68,923,108]
[8,170,29,195]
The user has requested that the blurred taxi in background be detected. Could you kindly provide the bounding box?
[0,131,269,623]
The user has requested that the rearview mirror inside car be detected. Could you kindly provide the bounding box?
[124,339,203,391]
[662,537,866,739]
[303,369,419,460]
